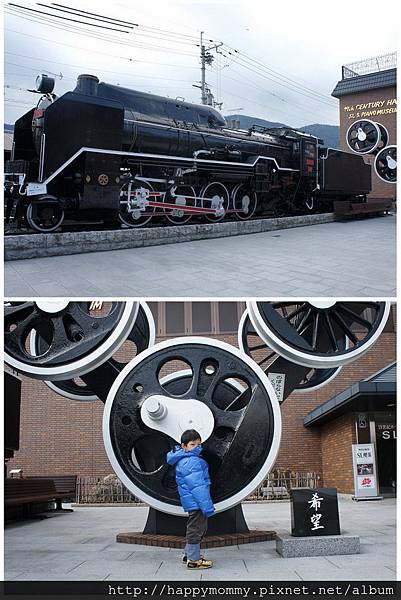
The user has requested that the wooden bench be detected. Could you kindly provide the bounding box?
[27,475,77,510]
[334,199,393,218]
[5,478,59,519]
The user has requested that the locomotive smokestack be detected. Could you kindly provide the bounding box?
[76,74,99,96]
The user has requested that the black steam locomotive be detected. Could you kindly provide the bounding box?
[4,73,371,233]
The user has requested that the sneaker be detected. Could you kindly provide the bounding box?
[187,558,213,570]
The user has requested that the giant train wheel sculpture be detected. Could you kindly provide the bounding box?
[29,301,155,402]
[346,119,388,155]
[238,311,344,393]
[374,145,397,183]
[102,337,281,515]
[4,300,391,525]
[247,301,390,369]
[4,300,139,380]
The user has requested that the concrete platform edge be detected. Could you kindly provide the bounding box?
[4,213,336,261]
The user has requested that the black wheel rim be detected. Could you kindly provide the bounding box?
[119,181,156,227]
[5,301,132,376]
[233,184,257,220]
[105,341,277,508]
[240,313,342,391]
[375,146,397,183]
[254,301,387,362]
[164,186,195,224]
[32,303,154,400]
[202,182,229,222]
[347,120,380,154]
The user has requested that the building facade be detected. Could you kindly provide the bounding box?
[332,52,396,201]
[6,302,396,497]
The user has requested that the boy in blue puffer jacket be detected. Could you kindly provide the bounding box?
[166,429,215,570]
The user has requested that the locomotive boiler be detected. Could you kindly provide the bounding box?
[4,73,371,232]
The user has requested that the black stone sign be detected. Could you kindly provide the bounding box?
[290,487,341,537]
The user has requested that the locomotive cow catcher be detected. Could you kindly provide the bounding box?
[5,73,371,233]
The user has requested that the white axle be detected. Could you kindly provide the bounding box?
[140,394,215,443]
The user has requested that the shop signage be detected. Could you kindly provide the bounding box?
[358,413,368,428]
[343,97,397,120]
[376,423,396,440]
[267,372,285,403]
[352,443,379,499]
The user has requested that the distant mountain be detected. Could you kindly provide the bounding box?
[5,123,14,133]
[224,114,339,148]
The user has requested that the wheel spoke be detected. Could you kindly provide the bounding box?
[336,303,374,330]
[296,307,313,333]
[323,312,339,352]
[312,312,320,350]
[284,303,308,322]
[331,309,359,345]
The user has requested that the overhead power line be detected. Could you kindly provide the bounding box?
[8,3,131,32]
[5,31,199,69]
[5,8,199,56]
[5,1,338,123]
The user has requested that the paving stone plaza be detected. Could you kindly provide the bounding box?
[4,215,396,297]
[4,498,396,582]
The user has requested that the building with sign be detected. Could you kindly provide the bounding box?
[332,52,396,200]
[5,302,396,498]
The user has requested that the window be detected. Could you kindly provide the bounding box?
[147,302,158,334]
[218,302,240,333]
[165,302,185,335]
[192,302,212,334]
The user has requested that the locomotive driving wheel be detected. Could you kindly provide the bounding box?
[201,182,229,222]
[30,302,155,401]
[247,301,390,368]
[4,301,139,380]
[103,337,281,515]
[232,183,258,220]
[238,311,343,392]
[25,197,64,233]
[374,146,397,183]
[164,185,196,225]
[346,119,382,154]
[119,180,156,228]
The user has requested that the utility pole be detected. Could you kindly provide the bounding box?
[194,31,223,106]
[200,31,207,105]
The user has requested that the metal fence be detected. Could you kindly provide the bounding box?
[342,52,397,79]
[75,470,321,504]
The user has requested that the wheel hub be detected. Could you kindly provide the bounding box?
[141,394,215,443]
[36,300,69,314]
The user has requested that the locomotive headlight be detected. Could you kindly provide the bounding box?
[35,74,55,94]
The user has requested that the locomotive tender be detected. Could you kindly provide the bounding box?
[4,73,371,232]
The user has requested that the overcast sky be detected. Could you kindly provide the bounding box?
[3,0,398,127]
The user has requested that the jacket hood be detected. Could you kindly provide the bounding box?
[166,444,202,465]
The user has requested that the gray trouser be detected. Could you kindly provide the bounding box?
[185,510,208,561]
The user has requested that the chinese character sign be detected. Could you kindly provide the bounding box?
[291,488,340,537]
[308,492,325,531]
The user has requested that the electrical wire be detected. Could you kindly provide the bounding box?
[5,8,199,57]
[5,2,338,124]
[4,33,199,69]
[4,54,196,83]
